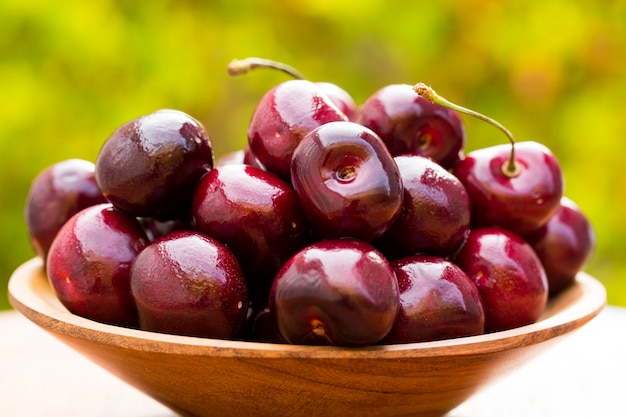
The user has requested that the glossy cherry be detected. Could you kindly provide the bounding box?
[247,79,348,180]
[382,255,484,344]
[269,239,399,347]
[95,109,214,219]
[290,121,403,242]
[357,84,466,169]
[525,197,596,295]
[24,158,107,261]
[46,203,149,327]
[454,141,564,236]
[130,230,249,339]
[454,227,549,332]
[192,164,311,301]
[374,153,471,258]
[414,83,564,236]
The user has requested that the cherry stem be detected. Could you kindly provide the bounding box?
[227,57,306,80]
[413,82,520,178]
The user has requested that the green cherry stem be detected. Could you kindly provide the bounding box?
[227,57,306,80]
[413,82,520,178]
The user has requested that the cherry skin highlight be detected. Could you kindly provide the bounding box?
[269,239,400,347]
[382,255,484,344]
[454,227,549,332]
[247,79,348,181]
[46,203,149,327]
[290,121,403,242]
[374,154,471,258]
[453,141,564,237]
[130,230,249,339]
[95,109,213,220]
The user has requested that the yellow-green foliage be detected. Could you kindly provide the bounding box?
[2,0,625,309]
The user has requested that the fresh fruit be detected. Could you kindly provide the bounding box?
[46,203,148,327]
[269,239,399,346]
[22,60,598,349]
[192,164,311,301]
[382,255,484,344]
[454,141,564,236]
[24,159,107,261]
[374,153,471,258]
[526,197,596,295]
[454,227,549,332]
[247,79,349,180]
[95,109,214,220]
[290,121,403,242]
[357,83,466,169]
[130,230,249,339]
[414,83,564,237]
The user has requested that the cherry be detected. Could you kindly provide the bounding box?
[24,158,107,261]
[46,203,149,327]
[382,255,484,344]
[130,230,249,339]
[269,239,399,347]
[290,121,403,242]
[247,79,348,181]
[525,197,597,295]
[95,109,214,220]
[228,57,358,121]
[414,83,564,236]
[454,227,548,332]
[374,153,471,258]
[192,164,311,302]
[357,84,466,169]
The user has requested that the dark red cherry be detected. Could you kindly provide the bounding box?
[247,79,348,180]
[269,239,399,347]
[95,109,213,219]
[453,141,564,236]
[192,164,311,301]
[290,121,403,242]
[454,227,548,332]
[46,203,148,327]
[412,83,564,237]
[382,255,484,344]
[130,230,248,339]
[525,197,596,295]
[25,159,107,261]
[357,84,466,169]
[375,154,471,258]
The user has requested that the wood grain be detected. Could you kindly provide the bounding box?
[8,258,606,417]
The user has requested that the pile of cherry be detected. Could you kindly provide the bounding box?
[24,58,595,347]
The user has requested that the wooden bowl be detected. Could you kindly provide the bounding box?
[9,257,606,417]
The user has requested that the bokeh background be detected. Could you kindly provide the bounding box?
[1,0,625,310]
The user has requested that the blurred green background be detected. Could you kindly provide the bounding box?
[1,0,625,310]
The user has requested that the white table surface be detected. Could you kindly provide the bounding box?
[1,305,625,417]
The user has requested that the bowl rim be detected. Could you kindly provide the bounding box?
[9,257,606,359]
